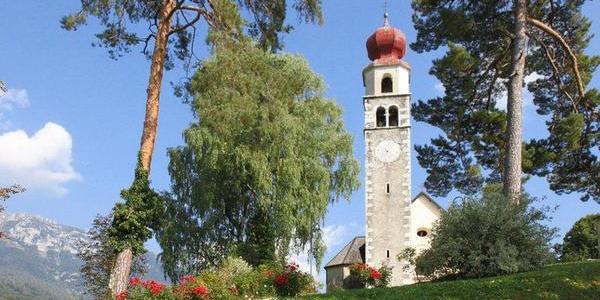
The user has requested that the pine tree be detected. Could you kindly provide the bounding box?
[411,0,599,202]
[62,0,324,295]
[155,38,360,281]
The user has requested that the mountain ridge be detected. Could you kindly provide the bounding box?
[0,212,164,300]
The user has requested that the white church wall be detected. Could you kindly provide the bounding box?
[410,195,442,253]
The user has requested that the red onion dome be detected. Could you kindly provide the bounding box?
[366,13,406,65]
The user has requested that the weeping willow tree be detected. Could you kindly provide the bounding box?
[62,0,324,294]
[156,37,360,281]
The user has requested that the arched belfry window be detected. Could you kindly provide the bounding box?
[376,107,386,127]
[388,106,398,127]
[381,76,393,93]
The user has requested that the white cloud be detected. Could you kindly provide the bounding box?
[0,88,30,110]
[0,122,81,197]
[0,89,30,129]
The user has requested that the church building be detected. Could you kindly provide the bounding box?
[324,14,443,291]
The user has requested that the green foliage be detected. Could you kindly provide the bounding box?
[559,214,600,261]
[62,0,323,59]
[412,43,505,196]
[237,208,277,266]
[411,0,600,202]
[303,261,600,300]
[156,39,359,280]
[346,263,391,289]
[241,0,323,51]
[397,247,421,282]
[108,166,163,255]
[415,185,557,280]
[78,214,148,300]
[122,258,316,299]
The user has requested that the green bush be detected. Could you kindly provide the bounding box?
[415,185,557,280]
[559,214,600,261]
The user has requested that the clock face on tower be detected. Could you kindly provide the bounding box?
[375,140,401,162]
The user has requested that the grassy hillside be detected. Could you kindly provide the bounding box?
[303,260,600,300]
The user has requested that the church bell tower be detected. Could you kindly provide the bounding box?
[363,13,412,286]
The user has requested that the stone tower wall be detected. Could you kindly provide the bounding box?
[363,62,412,286]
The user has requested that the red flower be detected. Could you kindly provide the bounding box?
[370,269,382,280]
[274,274,288,286]
[129,277,141,287]
[180,275,196,285]
[150,282,166,295]
[115,291,128,300]
[286,262,299,272]
[142,279,153,289]
[142,280,166,296]
[193,285,210,299]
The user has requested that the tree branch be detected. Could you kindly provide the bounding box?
[530,34,578,112]
[168,5,212,36]
[527,17,585,100]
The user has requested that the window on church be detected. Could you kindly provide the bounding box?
[387,250,390,258]
[381,76,393,93]
[417,230,429,237]
[376,107,386,127]
[388,106,398,127]
[386,183,390,194]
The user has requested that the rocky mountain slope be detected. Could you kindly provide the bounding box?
[0,213,163,300]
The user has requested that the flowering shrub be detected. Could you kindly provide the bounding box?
[272,262,317,297]
[119,258,316,300]
[347,263,392,288]
[125,278,171,299]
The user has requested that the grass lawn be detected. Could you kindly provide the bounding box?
[301,260,600,300]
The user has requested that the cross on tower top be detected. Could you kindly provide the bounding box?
[384,0,389,25]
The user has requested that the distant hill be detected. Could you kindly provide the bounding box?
[0,213,164,300]
[304,260,600,300]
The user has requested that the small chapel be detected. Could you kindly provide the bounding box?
[324,14,443,291]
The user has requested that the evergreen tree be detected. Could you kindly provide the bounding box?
[62,0,323,295]
[155,38,360,281]
[411,0,599,202]
[559,214,600,261]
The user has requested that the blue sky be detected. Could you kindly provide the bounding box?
[1,0,598,281]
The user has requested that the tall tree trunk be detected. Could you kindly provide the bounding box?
[108,0,176,296]
[108,248,133,295]
[503,0,528,204]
